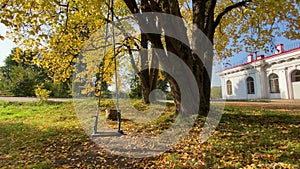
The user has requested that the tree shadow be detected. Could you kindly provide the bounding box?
[206,111,300,166]
[0,121,143,168]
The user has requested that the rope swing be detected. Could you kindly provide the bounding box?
[92,0,123,137]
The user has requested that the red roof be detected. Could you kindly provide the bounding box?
[219,46,300,73]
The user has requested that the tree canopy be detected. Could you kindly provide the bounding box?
[0,0,299,113]
[1,0,298,80]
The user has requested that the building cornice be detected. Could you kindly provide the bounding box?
[217,47,300,76]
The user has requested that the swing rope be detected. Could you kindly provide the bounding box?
[110,0,123,134]
[92,0,123,136]
[93,0,110,135]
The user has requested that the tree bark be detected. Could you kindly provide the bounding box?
[138,33,159,104]
[123,0,249,115]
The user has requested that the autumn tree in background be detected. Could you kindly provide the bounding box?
[0,48,71,97]
[0,0,299,115]
[129,72,170,99]
[0,48,42,96]
[211,86,222,99]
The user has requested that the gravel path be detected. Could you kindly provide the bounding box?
[0,96,72,102]
[224,100,300,110]
[1,96,300,110]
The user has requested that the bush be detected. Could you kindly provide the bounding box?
[2,66,38,97]
[35,84,51,101]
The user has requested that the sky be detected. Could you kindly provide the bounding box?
[0,24,15,66]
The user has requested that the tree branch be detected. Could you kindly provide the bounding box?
[168,0,182,17]
[204,0,217,41]
[214,0,252,29]
[147,0,162,12]
[125,45,139,74]
[192,0,207,31]
[123,0,139,14]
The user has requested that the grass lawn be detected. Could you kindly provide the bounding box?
[0,100,299,168]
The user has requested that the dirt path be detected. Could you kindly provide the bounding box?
[224,100,300,110]
[1,97,300,110]
[0,96,72,102]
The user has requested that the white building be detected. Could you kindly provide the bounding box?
[217,44,300,100]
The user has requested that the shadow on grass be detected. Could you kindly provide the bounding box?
[0,102,299,168]
[202,111,300,168]
[0,121,143,168]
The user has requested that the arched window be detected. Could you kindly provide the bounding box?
[226,80,232,95]
[246,77,255,94]
[291,70,300,82]
[269,73,280,93]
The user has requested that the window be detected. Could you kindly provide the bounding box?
[269,73,280,93]
[226,80,232,95]
[246,77,255,94]
[291,70,300,82]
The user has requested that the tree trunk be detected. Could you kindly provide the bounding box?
[123,0,252,117]
[123,0,218,115]
[141,85,150,104]
[168,76,181,114]
[138,68,158,104]
[138,34,159,104]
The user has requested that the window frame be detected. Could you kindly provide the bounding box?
[226,80,232,95]
[246,77,255,94]
[291,70,300,82]
[269,73,280,93]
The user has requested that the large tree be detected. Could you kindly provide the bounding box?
[0,0,299,114]
[123,0,299,114]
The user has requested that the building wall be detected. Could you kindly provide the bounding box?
[221,69,262,100]
[218,48,300,100]
[265,57,300,99]
[292,82,300,99]
[265,66,288,99]
[288,67,300,99]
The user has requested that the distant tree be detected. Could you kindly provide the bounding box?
[129,75,142,99]
[0,48,72,97]
[47,81,72,98]
[2,65,39,96]
[129,71,169,99]
[211,86,222,99]
[0,48,41,96]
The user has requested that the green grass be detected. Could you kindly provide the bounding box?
[0,100,299,168]
[0,101,85,168]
